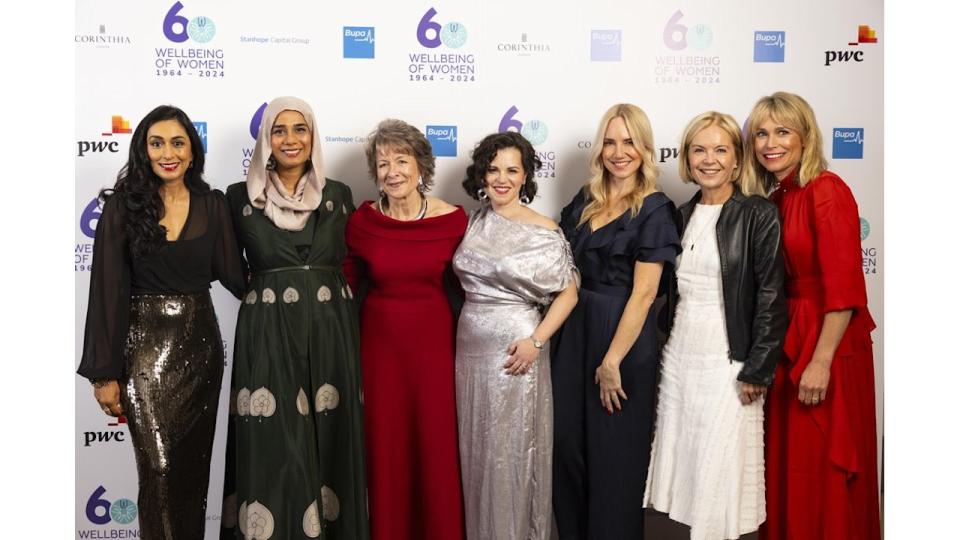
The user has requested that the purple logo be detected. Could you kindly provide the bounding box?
[80,197,102,239]
[499,106,549,146]
[417,8,468,49]
[86,486,138,525]
[663,10,712,51]
[249,102,267,139]
[163,2,216,44]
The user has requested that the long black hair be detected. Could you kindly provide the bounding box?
[99,105,210,258]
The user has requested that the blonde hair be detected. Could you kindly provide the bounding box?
[578,104,659,227]
[742,91,829,193]
[678,111,764,198]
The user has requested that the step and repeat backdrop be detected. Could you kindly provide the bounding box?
[75,1,883,537]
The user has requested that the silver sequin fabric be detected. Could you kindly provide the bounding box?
[453,207,580,540]
[120,292,223,540]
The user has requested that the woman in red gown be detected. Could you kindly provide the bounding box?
[344,119,467,540]
[743,92,881,540]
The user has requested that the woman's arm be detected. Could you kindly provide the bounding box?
[595,260,663,413]
[504,283,579,374]
[798,310,852,405]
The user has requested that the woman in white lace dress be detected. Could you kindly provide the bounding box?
[644,112,787,540]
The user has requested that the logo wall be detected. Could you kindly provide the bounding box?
[655,10,721,84]
[154,1,225,79]
[407,8,476,82]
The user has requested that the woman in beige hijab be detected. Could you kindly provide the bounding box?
[221,96,369,539]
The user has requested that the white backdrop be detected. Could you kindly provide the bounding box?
[75,1,883,537]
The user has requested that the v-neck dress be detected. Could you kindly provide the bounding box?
[552,190,681,540]
[223,180,369,540]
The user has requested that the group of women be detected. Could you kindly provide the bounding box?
[79,91,880,540]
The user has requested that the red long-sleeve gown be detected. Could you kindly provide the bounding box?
[762,170,881,540]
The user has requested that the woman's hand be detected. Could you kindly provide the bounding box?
[594,361,628,414]
[798,358,831,406]
[737,382,767,405]
[93,380,124,417]
[503,338,541,375]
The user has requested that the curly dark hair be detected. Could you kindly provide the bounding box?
[99,105,209,258]
[463,131,542,201]
[364,118,436,190]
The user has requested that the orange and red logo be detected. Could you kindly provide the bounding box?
[102,115,132,136]
[849,25,878,45]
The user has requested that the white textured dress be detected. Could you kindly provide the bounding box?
[643,203,765,540]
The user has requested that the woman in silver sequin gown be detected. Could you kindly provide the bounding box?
[78,106,246,540]
[453,132,580,540]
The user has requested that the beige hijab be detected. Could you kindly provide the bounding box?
[246,96,326,231]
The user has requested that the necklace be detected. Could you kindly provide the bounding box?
[685,206,720,251]
[378,194,427,220]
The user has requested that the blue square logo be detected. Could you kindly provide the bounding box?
[591,29,621,62]
[192,121,207,153]
[343,26,375,59]
[426,125,457,157]
[753,31,785,62]
[832,128,864,159]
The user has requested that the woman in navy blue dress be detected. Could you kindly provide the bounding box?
[552,104,681,540]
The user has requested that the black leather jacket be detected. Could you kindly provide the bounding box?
[663,187,787,386]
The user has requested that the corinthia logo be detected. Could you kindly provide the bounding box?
[497,33,551,56]
[75,24,132,47]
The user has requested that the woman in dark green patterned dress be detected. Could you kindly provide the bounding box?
[221,96,369,539]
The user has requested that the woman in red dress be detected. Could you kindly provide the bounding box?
[743,92,881,540]
[344,119,467,540]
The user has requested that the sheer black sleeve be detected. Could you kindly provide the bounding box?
[78,195,132,381]
[210,189,247,300]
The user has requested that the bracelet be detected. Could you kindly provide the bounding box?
[91,379,114,389]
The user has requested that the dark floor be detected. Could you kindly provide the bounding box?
[547,510,760,539]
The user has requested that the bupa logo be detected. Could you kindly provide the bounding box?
[344,26,375,58]
[426,125,458,157]
[832,128,864,159]
[163,1,216,44]
[250,102,267,139]
[663,10,712,51]
[825,25,877,66]
[499,106,549,146]
[86,486,138,525]
[754,31,785,62]
[193,121,207,153]
[417,8,468,49]
[590,29,621,62]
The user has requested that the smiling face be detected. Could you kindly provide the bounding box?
[601,116,643,184]
[147,119,192,183]
[376,145,421,202]
[687,124,737,197]
[270,110,312,173]
[483,147,525,209]
[753,116,803,181]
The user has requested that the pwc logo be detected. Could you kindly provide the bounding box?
[824,25,877,66]
[417,8,467,49]
[83,415,128,447]
[499,106,549,146]
[78,116,132,157]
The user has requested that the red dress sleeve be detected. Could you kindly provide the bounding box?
[810,172,867,314]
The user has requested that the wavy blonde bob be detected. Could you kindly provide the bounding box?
[577,104,659,228]
[741,91,829,193]
[678,111,765,198]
